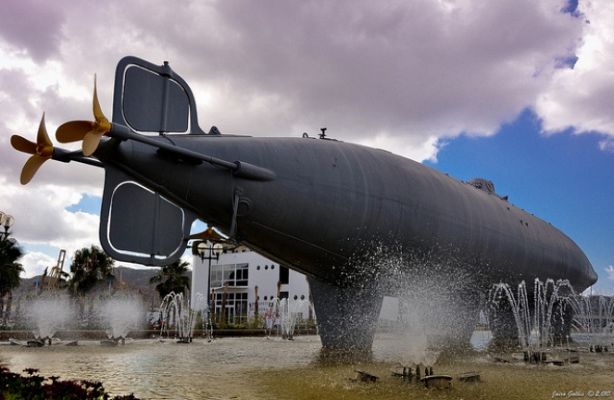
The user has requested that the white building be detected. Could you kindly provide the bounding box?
[191,243,311,325]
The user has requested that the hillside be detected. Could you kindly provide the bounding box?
[12,266,191,311]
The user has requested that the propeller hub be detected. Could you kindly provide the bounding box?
[98,120,111,132]
[55,76,111,157]
[10,113,54,184]
[36,144,53,158]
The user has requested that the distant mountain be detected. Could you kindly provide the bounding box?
[114,266,161,290]
[114,266,162,309]
[13,265,187,311]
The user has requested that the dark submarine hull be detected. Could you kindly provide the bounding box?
[108,135,595,287]
[97,134,597,349]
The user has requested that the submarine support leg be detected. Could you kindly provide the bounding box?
[308,277,383,351]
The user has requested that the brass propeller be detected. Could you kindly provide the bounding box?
[56,76,111,156]
[10,113,54,185]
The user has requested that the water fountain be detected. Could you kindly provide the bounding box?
[488,278,614,364]
[261,297,314,339]
[190,292,212,340]
[488,278,576,349]
[567,294,614,348]
[97,296,144,345]
[159,292,198,343]
[391,296,441,367]
[24,295,74,346]
[280,298,313,339]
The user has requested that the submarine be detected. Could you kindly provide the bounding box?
[11,56,597,350]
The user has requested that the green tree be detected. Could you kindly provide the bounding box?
[68,245,115,296]
[149,260,191,299]
[0,231,24,326]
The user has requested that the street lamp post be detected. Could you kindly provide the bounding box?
[197,241,224,341]
[0,211,15,240]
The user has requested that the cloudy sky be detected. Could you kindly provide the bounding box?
[0,0,612,292]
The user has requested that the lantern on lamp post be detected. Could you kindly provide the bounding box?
[0,211,15,240]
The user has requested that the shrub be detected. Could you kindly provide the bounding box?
[0,365,140,399]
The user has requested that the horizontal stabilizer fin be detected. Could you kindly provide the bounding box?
[100,165,195,266]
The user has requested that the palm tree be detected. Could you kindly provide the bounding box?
[68,245,115,296]
[149,260,191,299]
[0,231,24,326]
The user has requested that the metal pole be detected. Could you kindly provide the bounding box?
[207,245,214,341]
[0,212,7,240]
[195,237,228,340]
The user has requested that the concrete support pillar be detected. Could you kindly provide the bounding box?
[308,277,383,351]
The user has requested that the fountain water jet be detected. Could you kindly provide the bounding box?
[26,295,74,344]
[97,296,144,343]
[566,294,614,347]
[159,292,197,343]
[487,278,614,364]
[488,278,575,350]
[262,298,313,339]
[190,292,212,340]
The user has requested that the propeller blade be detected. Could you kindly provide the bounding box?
[93,76,102,121]
[12,113,54,184]
[56,121,93,143]
[55,76,110,156]
[82,129,104,156]
[37,113,52,149]
[76,75,110,157]
[20,154,49,185]
[92,75,108,124]
[10,135,37,154]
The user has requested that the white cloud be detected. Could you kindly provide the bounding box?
[178,0,583,161]
[598,138,614,153]
[0,177,102,277]
[606,265,614,281]
[358,133,442,163]
[536,0,614,138]
[19,251,57,278]
[0,178,99,244]
[2,0,587,161]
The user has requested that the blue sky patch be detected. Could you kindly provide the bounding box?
[65,194,102,214]
[425,108,614,292]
